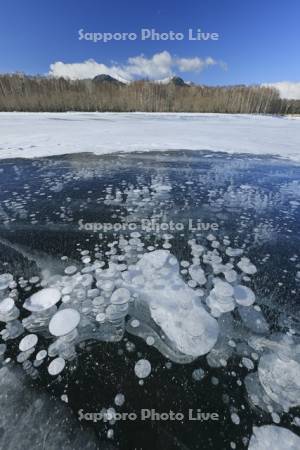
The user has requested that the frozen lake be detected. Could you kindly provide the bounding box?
[0,149,300,449]
[0,112,300,162]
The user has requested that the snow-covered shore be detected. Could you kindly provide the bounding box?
[0,112,300,161]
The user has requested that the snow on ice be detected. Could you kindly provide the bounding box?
[0,112,300,161]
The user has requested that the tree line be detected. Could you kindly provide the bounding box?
[0,73,299,114]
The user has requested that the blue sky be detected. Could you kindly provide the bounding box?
[0,0,299,88]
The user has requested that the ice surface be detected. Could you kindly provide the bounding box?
[0,366,99,449]
[0,113,300,162]
[249,425,300,450]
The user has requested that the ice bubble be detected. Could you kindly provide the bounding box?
[29,276,40,284]
[96,312,106,323]
[111,288,131,304]
[234,285,255,306]
[49,308,80,337]
[271,412,281,424]
[126,250,219,359]
[0,273,13,290]
[64,265,78,275]
[36,349,47,361]
[126,341,136,353]
[19,334,38,352]
[206,338,234,368]
[24,288,61,312]
[0,343,7,356]
[245,372,280,412]
[131,319,140,328]
[48,356,66,376]
[248,425,300,450]
[258,345,300,410]
[211,376,219,385]
[106,304,128,322]
[237,258,257,275]
[192,368,205,381]
[189,265,206,285]
[102,280,115,292]
[81,274,94,287]
[139,250,170,271]
[214,279,234,297]
[224,270,238,283]
[114,393,125,406]
[0,297,15,314]
[82,256,91,264]
[207,234,216,241]
[206,291,235,315]
[131,232,141,238]
[231,413,240,425]
[226,248,243,257]
[134,359,151,379]
[107,429,114,439]
[61,286,73,295]
[239,306,269,334]
[62,295,71,303]
[17,348,35,363]
[293,417,300,427]
[87,288,100,299]
[242,357,255,370]
[146,336,155,346]
[181,261,190,268]
[33,359,44,368]
[93,296,105,307]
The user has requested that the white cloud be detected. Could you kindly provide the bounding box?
[176,56,216,72]
[49,60,132,83]
[126,51,173,78]
[49,51,225,81]
[263,82,300,100]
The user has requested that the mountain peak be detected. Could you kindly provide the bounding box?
[169,76,188,87]
[93,74,125,85]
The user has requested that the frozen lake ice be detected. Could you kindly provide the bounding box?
[0,149,300,449]
[0,112,300,162]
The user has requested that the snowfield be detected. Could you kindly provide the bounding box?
[0,112,300,161]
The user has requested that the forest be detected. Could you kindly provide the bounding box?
[0,73,299,114]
